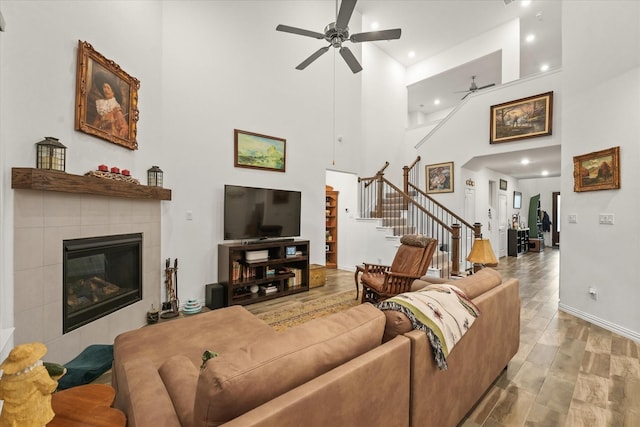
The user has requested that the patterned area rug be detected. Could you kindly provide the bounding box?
[256,290,359,331]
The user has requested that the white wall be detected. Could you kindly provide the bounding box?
[361,43,407,184]
[0,1,364,353]
[559,1,640,340]
[1,0,164,355]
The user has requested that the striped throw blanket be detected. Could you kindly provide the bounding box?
[376,284,480,370]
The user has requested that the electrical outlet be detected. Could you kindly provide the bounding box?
[599,213,614,225]
[568,214,577,224]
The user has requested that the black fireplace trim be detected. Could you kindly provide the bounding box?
[63,233,143,334]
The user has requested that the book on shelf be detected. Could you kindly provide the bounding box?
[288,268,303,289]
[259,284,278,295]
[232,262,241,281]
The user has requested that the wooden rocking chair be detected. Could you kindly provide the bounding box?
[355,235,438,304]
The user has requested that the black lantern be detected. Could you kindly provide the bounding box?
[147,166,163,187]
[36,137,66,171]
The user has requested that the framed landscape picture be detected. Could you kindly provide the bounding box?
[426,162,454,194]
[74,40,140,150]
[490,91,553,144]
[573,146,620,192]
[234,129,286,172]
[500,179,508,191]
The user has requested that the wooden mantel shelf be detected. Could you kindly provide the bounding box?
[12,168,171,201]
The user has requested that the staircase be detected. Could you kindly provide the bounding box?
[374,192,415,236]
[357,158,481,277]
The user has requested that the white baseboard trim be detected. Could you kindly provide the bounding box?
[558,303,640,343]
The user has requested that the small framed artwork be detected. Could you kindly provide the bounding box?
[75,40,140,150]
[426,162,454,194]
[490,91,553,144]
[513,191,522,209]
[500,179,508,191]
[285,246,297,258]
[234,129,286,172]
[573,146,620,192]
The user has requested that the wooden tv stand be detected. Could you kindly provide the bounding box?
[218,240,309,306]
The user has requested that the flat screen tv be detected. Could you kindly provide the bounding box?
[224,184,301,241]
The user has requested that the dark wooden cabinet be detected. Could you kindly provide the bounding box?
[218,240,309,306]
[508,228,530,257]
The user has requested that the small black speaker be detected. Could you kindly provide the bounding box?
[205,283,226,309]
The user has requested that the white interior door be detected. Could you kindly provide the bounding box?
[498,194,508,258]
[464,187,476,223]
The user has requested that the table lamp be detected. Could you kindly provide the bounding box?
[467,238,498,272]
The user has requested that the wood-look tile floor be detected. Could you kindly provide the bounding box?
[246,248,640,427]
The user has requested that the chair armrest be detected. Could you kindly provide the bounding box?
[382,271,421,295]
[362,263,392,274]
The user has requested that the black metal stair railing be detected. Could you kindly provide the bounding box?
[358,158,481,277]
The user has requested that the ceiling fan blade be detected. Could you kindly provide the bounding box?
[296,46,330,70]
[461,92,472,100]
[339,46,362,73]
[276,24,325,39]
[350,28,402,43]
[336,0,357,29]
[477,83,496,90]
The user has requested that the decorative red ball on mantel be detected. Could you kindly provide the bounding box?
[121,169,130,176]
[98,164,108,172]
[110,166,120,174]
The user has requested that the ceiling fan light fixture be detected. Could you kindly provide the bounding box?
[275,0,401,73]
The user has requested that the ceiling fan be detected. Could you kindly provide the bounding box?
[457,76,495,100]
[276,0,401,74]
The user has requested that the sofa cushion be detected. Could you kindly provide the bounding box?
[159,355,199,427]
[451,268,502,299]
[382,309,413,343]
[192,303,386,426]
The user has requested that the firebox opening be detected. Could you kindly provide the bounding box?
[63,233,142,333]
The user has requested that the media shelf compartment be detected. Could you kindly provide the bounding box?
[219,240,310,306]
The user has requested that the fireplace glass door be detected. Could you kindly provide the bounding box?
[63,233,142,333]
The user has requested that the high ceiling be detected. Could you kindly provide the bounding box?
[354,0,563,179]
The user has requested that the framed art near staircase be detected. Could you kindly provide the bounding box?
[490,91,553,144]
[426,162,454,194]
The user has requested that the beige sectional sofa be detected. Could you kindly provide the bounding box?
[113,268,519,427]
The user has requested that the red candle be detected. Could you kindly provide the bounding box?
[121,169,130,176]
[110,166,120,174]
[98,164,108,172]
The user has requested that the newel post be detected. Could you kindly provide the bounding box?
[451,223,461,276]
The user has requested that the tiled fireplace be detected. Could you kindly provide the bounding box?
[13,177,164,363]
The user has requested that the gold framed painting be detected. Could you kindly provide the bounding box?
[75,40,140,150]
[426,162,453,194]
[490,91,553,144]
[234,129,286,172]
[573,146,620,192]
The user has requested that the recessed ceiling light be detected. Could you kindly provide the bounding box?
[540,64,550,72]
[408,51,416,58]
[541,170,549,176]
[521,0,531,7]
[370,21,379,30]
[525,33,535,43]
[521,158,530,165]
[434,99,440,105]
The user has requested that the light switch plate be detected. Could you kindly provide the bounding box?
[599,213,614,225]
[568,214,577,224]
